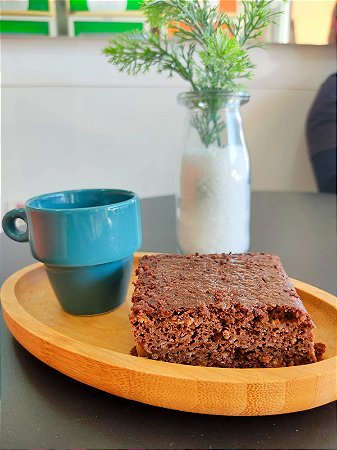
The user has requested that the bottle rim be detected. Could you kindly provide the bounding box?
[178,90,250,108]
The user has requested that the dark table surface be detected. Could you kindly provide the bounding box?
[1,192,336,450]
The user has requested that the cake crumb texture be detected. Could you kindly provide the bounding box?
[130,253,325,368]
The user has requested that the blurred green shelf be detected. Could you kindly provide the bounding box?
[74,20,143,35]
[0,19,49,34]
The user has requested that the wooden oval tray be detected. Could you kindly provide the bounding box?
[1,253,336,416]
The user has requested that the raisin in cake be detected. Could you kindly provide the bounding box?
[129,253,325,368]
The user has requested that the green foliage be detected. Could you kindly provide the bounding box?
[231,0,283,48]
[192,106,226,148]
[104,0,285,91]
[103,0,287,146]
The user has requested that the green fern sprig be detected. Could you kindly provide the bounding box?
[103,0,287,146]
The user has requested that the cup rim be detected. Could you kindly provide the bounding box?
[25,188,138,212]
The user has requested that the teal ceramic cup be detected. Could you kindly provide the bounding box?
[2,189,142,315]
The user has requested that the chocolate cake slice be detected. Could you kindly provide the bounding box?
[129,253,325,368]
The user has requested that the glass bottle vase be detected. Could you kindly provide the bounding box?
[176,91,251,254]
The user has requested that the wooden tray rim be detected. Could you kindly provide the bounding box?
[1,253,337,385]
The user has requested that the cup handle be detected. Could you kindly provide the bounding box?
[2,208,29,242]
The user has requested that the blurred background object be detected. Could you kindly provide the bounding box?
[291,0,336,45]
[0,0,57,36]
[0,0,336,43]
[1,0,336,216]
[306,73,337,194]
[66,0,144,37]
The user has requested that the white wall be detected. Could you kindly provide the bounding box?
[1,37,336,212]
